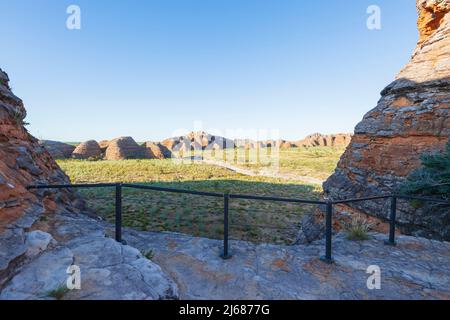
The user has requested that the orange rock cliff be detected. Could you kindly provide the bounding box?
[0,68,82,233]
[323,0,450,239]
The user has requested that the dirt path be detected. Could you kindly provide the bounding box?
[199,159,324,185]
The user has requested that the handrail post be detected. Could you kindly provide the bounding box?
[220,193,232,259]
[384,195,397,246]
[320,201,334,264]
[115,183,123,243]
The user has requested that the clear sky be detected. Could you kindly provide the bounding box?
[1,0,418,142]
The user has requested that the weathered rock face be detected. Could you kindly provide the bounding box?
[144,142,168,159]
[38,140,75,159]
[124,229,450,300]
[161,131,235,156]
[417,0,450,47]
[98,140,110,153]
[323,0,450,240]
[0,211,178,300]
[104,136,149,160]
[0,68,79,226]
[0,68,81,282]
[0,70,179,299]
[72,140,102,160]
[295,133,352,148]
[276,140,294,149]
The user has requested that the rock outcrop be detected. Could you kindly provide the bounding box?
[295,133,352,148]
[104,137,149,160]
[0,211,178,300]
[98,140,110,153]
[72,140,102,160]
[38,140,75,159]
[144,142,171,159]
[0,68,82,284]
[161,131,235,155]
[264,140,293,149]
[124,229,450,300]
[0,69,180,299]
[323,0,450,240]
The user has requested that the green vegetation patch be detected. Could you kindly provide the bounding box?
[56,147,343,244]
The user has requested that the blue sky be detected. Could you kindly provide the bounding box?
[1,0,418,142]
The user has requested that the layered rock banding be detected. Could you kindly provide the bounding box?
[0,69,80,226]
[0,69,179,299]
[104,136,149,160]
[39,131,352,162]
[296,133,352,148]
[323,0,450,240]
[72,140,102,159]
[98,140,110,153]
[144,141,171,159]
[162,131,235,153]
[0,68,82,282]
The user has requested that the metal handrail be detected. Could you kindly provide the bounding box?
[26,183,450,263]
[122,183,223,198]
[332,195,392,204]
[27,183,119,189]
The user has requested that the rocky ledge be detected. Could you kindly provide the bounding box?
[1,210,449,300]
[0,212,178,300]
[124,229,450,300]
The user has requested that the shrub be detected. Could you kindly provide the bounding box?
[11,109,29,126]
[398,140,450,201]
[46,285,69,300]
[344,215,373,241]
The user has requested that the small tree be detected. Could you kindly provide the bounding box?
[398,140,450,201]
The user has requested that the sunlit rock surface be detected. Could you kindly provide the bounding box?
[323,0,450,240]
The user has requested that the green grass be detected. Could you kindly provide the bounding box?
[276,147,345,180]
[344,215,373,241]
[46,285,69,300]
[64,142,80,147]
[177,146,345,180]
[57,147,343,244]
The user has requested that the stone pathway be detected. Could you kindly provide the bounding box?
[124,229,450,300]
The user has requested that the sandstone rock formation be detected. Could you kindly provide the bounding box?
[98,140,110,153]
[234,139,256,149]
[0,68,81,283]
[323,0,450,240]
[144,141,172,159]
[104,136,149,160]
[38,140,75,159]
[72,140,102,160]
[258,134,351,149]
[161,131,235,156]
[295,133,352,148]
[124,229,450,299]
[0,69,179,299]
[0,211,178,300]
[277,140,294,149]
